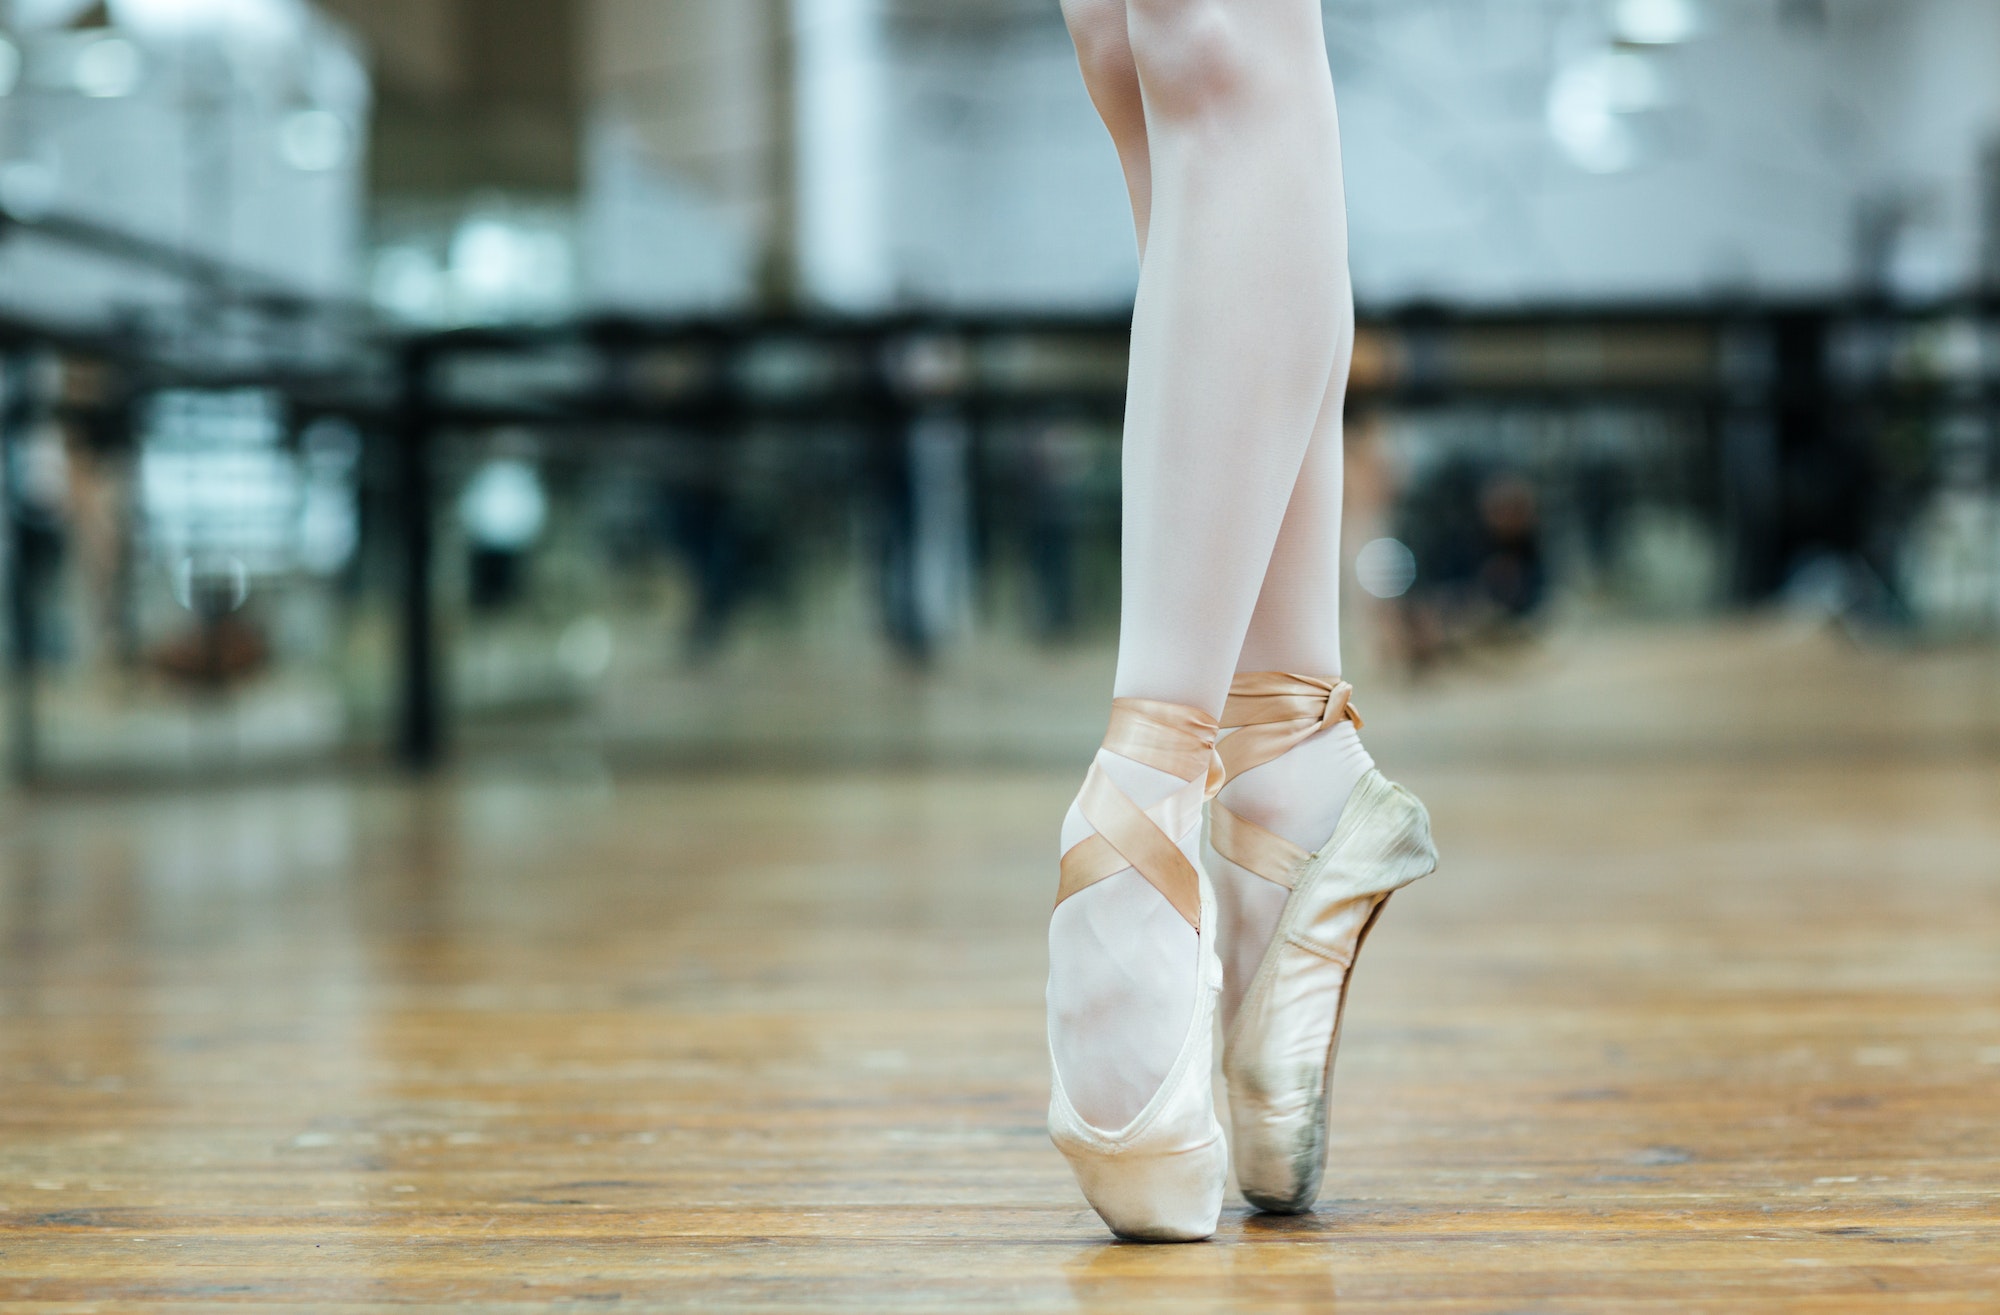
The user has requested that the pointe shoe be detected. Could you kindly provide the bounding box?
[1048,698,1229,1242]
[1209,674,1438,1215]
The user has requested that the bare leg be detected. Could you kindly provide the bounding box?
[1049,0,1354,1129]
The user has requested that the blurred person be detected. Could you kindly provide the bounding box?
[662,460,744,662]
[1045,0,1438,1240]
[1022,421,1098,640]
[64,433,137,674]
[1477,472,1544,621]
[1394,461,1546,673]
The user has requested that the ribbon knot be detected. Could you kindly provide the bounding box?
[1210,672,1367,889]
[1319,682,1361,734]
[1219,672,1364,783]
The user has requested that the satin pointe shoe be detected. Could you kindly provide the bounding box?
[1209,673,1438,1215]
[1047,698,1230,1242]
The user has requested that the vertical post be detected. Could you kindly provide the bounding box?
[0,351,40,785]
[1718,317,1781,604]
[1984,296,2000,636]
[396,339,442,770]
[899,329,974,656]
[870,328,923,660]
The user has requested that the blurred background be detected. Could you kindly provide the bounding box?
[0,0,1996,784]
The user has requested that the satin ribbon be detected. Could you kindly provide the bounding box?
[1211,673,1363,888]
[1056,698,1224,929]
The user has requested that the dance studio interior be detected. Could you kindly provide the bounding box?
[2,0,1996,1307]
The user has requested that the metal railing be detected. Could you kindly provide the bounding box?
[2,205,1995,782]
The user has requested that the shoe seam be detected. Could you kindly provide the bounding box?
[1281,931,1356,966]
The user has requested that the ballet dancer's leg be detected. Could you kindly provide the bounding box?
[1049,0,1353,1131]
[1212,320,1379,1029]
[1060,0,1153,255]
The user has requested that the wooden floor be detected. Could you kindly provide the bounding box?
[2,626,1998,1312]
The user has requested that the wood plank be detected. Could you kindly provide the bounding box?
[2,631,1997,1311]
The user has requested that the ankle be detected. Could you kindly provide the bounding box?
[1219,723,1374,854]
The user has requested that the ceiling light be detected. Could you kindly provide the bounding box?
[1611,0,1704,45]
[108,0,299,43]
[279,109,350,172]
[1547,54,1642,173]
[73,34,143,98]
